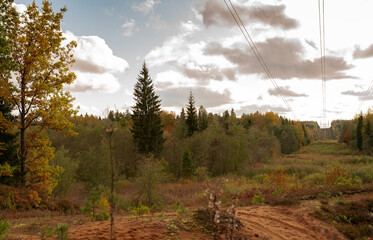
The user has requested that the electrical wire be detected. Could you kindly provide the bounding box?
[224,0,297,119]
[318,0,327,127]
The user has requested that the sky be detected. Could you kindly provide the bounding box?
[12,0,373,125]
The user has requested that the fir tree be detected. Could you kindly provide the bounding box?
[186,92,198,137]
[131,62,164,155]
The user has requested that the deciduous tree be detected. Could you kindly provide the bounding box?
[0,1,77,200]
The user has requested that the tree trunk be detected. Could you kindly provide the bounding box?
[20,76,26,184]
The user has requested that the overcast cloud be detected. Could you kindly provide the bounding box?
[199,0,298,29]
[63,31,129,93]
[268,86,308,97]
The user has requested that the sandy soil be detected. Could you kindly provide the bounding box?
[7,204,348,240]
[66,205,346,240]
[237,205,345,240]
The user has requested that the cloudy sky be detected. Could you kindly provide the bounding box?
[12,0,373,124]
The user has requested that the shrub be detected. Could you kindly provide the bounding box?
[195,167,209,182]
[138,157,168,206]
[81,186,110,221]
[324,163,347,185]
[264,168,289,193]
[130,202,150,216]
[251,193,265,205]
[324,163,361,186]
[303,173,325,187]
[181,148,193,179]
[40,225,55,239]
[0,219,9,240]
[352,165,373,183]
[51,147,78,196]
[252,173,266,184]
[55,224,68,240]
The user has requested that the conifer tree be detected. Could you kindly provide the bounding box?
[186,92,198,137]
[131,62,164,155]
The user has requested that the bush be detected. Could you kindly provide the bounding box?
[252,173,266,184]
[303,173,325,187]
[130,202,150,216]
[0,219,9,240]
[264,168,289,193]
[138,157,168,206]
[195,167,209,182]
[352,165,373,183]
[181,148,194,179]
[251,193,265,205]
[51,147,78,196]
[55,224,68,240]
[81,186,110,221]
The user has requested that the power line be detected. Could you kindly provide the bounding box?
[273,0,299,77]
[356,79,373,114]
[318,0,327,127]
[223,0,297,119]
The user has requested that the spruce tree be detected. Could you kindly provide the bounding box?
[186,92,198,137]
[131,62,164,155]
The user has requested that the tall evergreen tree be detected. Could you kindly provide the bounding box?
[186,92,198,137]
[357,114,363,151]
[131,62,164,155]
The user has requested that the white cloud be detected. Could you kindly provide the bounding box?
[154,70,197,89]
[181,20,201,33]
[132,0,160,15]
[64,31,129,73]
[74,102,102,116]
[122,19,137,37]
[65,72,121,94]
[145,21,235,84]
[12,3,27,13]
[63,31,129,93]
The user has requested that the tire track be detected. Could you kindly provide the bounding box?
[237,206,345,240]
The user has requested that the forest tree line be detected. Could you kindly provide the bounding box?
[0,0,317,203]
[336,110,373,155]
